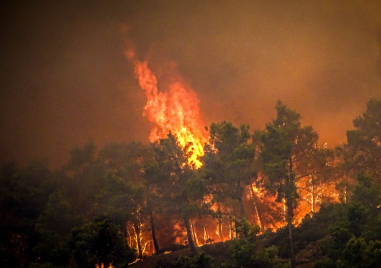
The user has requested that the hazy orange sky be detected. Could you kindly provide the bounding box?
[1,0,381,167]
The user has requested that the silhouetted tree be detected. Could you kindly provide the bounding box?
[0,160,54,267]
[347,98,381,182]
[70,218,135,268]
[145,133,208,254]
[257,101,320,268]
[202,121,256,220]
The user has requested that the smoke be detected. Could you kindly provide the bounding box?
[1,0,381,167]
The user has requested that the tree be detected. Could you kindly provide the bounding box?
[202,121,256,221]
[99,142,158,258]
[104,176,147,259]
[0,160,54,268]
[64,140,107,219]
[145,133,208,254]
[330,145,357,203]
[347,98,381,182]
[257,101,320,268]
[351,172,381,240]
[34,191,80,267]
[229,218,288,268]
[296,146,336,214]
[315,173,381,268]
[65,141,161,259]
[69,218,135,268]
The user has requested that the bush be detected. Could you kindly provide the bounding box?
[172,251,215,268]
[229,218,290,268]
[69,218,136,268]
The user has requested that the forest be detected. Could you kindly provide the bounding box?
[1,98,381,268]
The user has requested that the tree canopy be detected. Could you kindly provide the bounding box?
[1,98,381,268]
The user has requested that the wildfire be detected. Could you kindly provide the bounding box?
[125,49,207,167]
[121,40,342,253]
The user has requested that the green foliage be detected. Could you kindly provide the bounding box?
[229,237,289,268]
[257,101,321,267]
[347,99,381,181]
[146,133,205,217]
[202,121,255,219]
[69,218,136,268]
[2,98,381,268]
[258,101,319,209]
[36,191,81,238]
[172,251,215,268]
[0,160,55,267]
[340,237,368,267]
[316,172,381,267]
[347,202,368,237]
[34,191,81,267]
[363,240,381,267]
[144,133,209,253]
[351,172,381,240]
[264,203,342,257]
[234,217,260,239]
[313,259,336,268]
[317,238,381,268]
[296,204,337,242]
[319,201,369,261]
[67,139,97,169]
[227,218,289,268]
[321,225,352,262]
[64,141,108,219]
[102,172,146,225]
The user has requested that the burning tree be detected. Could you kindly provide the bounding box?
[144,133,209,254]
[256,101,325,268]
[201,121,257,238]
[99,142,156,259]
[295,143,338,219]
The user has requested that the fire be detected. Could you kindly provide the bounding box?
[121,40,342,251]
[126,50,207,167]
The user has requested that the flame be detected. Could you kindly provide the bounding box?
[95,264,113,268]
[125,48,207,168]
[121,40,343,249]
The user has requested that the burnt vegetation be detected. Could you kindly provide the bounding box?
[1,99,381,268]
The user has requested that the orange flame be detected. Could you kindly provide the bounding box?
[126,49,207,167]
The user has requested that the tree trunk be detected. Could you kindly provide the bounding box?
[191,220,199,246]
[229,220,236,239]
[287,158,296,268]
[133,221,143,259]
[250,185,265,230]
[126,226,131,248]
[236,181,245,219]
[203,226,209,244]
[216,204,224,242]
[311,178,316,212]
[287,201,295,268]
[148,203,160,254]
[184,217,197,255]
[238,196,245,219]
[344,185,347,203]
[218,217,224,242]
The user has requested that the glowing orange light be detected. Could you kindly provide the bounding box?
[122,40,342,246]
[126,50,207,168]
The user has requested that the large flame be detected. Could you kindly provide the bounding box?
[122,43,341,250]
[126,49,207,167]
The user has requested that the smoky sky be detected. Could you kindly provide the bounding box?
[1,0,381,167]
